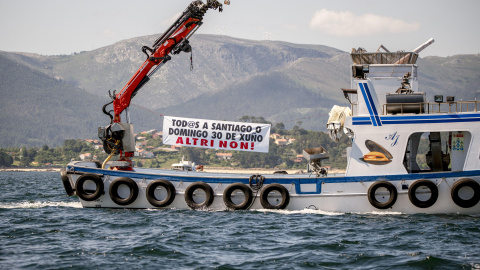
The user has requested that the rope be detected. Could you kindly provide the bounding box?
[360,181,368,190]
[249,174,265,191]
[247,174,265,209]
[437,177,450,188]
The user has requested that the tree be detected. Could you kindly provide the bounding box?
[273,123,285,132]
[27,147,38,160]
[63,140,77,152]
[238,115,272,124]
[20,156,31,167]
[35,148,54,164]
[0,151,13,167]
[180,147,206,165]
[5,155,13,167]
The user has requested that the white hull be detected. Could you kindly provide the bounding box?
[62,162,480,214]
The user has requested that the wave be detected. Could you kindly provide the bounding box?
[253,209,405,216]
[256,208,345,216]
[351,211,405,215]
[0,201,83,209]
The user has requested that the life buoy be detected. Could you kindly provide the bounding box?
[367,181,397,209]
[60,169,74,196]
[184,182,214,209]
[146,179,176,207]
[109,177,139,206]
[408,179,438,208]
[451,178,480,208]
[75,174,104,201]
[260,184,290,210]
[223,183,253,210]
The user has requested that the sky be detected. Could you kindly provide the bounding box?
[0,0,479,57]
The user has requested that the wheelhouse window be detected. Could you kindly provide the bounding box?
[403,131,471,173]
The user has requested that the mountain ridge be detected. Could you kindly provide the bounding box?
[0,34,479,147]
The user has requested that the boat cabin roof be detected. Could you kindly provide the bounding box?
[350,49,419,65]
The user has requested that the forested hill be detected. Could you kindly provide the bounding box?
[0,54,106,146]
[0,34,479,147]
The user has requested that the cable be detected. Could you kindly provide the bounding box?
[102,140,119,169]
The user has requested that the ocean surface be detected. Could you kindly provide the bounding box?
[1,171,479,270]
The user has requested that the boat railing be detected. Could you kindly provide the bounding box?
[382,100,479,115]
[349,103,358,115]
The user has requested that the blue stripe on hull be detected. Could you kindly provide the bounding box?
[353,113,480,126]
[68,166,480,194]
[359,83,380,126]
[381,117,480,125]
[382,113,480,120]
[363,83,382,126]
[352,120,373,125]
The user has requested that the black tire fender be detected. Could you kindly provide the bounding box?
[223,183,253,210]
[184,182,214,209]
[109,177,139,206]
[146,179,176,208]
[408,179,438,208]
[260,184,290,210]
[367,181,397,209]
[451,178,480,208]
[75,174,104,201]
[60,169,74,196]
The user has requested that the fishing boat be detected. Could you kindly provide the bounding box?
[60,37,480,214]
[171,156,196,171]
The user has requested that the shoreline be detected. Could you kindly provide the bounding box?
[202,167,345,175]
[202,167,303,175]
[0,167,346,175]
[0,168,62,172]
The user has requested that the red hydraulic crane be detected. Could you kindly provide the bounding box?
[99,0,225,170]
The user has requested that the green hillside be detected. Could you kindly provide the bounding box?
[0,54,107,146]
[418,54,480,100]
[0,35,479,147]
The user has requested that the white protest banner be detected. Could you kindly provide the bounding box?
[163,116,271,153]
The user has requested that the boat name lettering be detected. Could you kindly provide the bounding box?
[385,132,400,147]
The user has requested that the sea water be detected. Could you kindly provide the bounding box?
[1,172,479,269]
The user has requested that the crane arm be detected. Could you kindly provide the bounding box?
[98,0,226,170]
[109,0,223,122]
